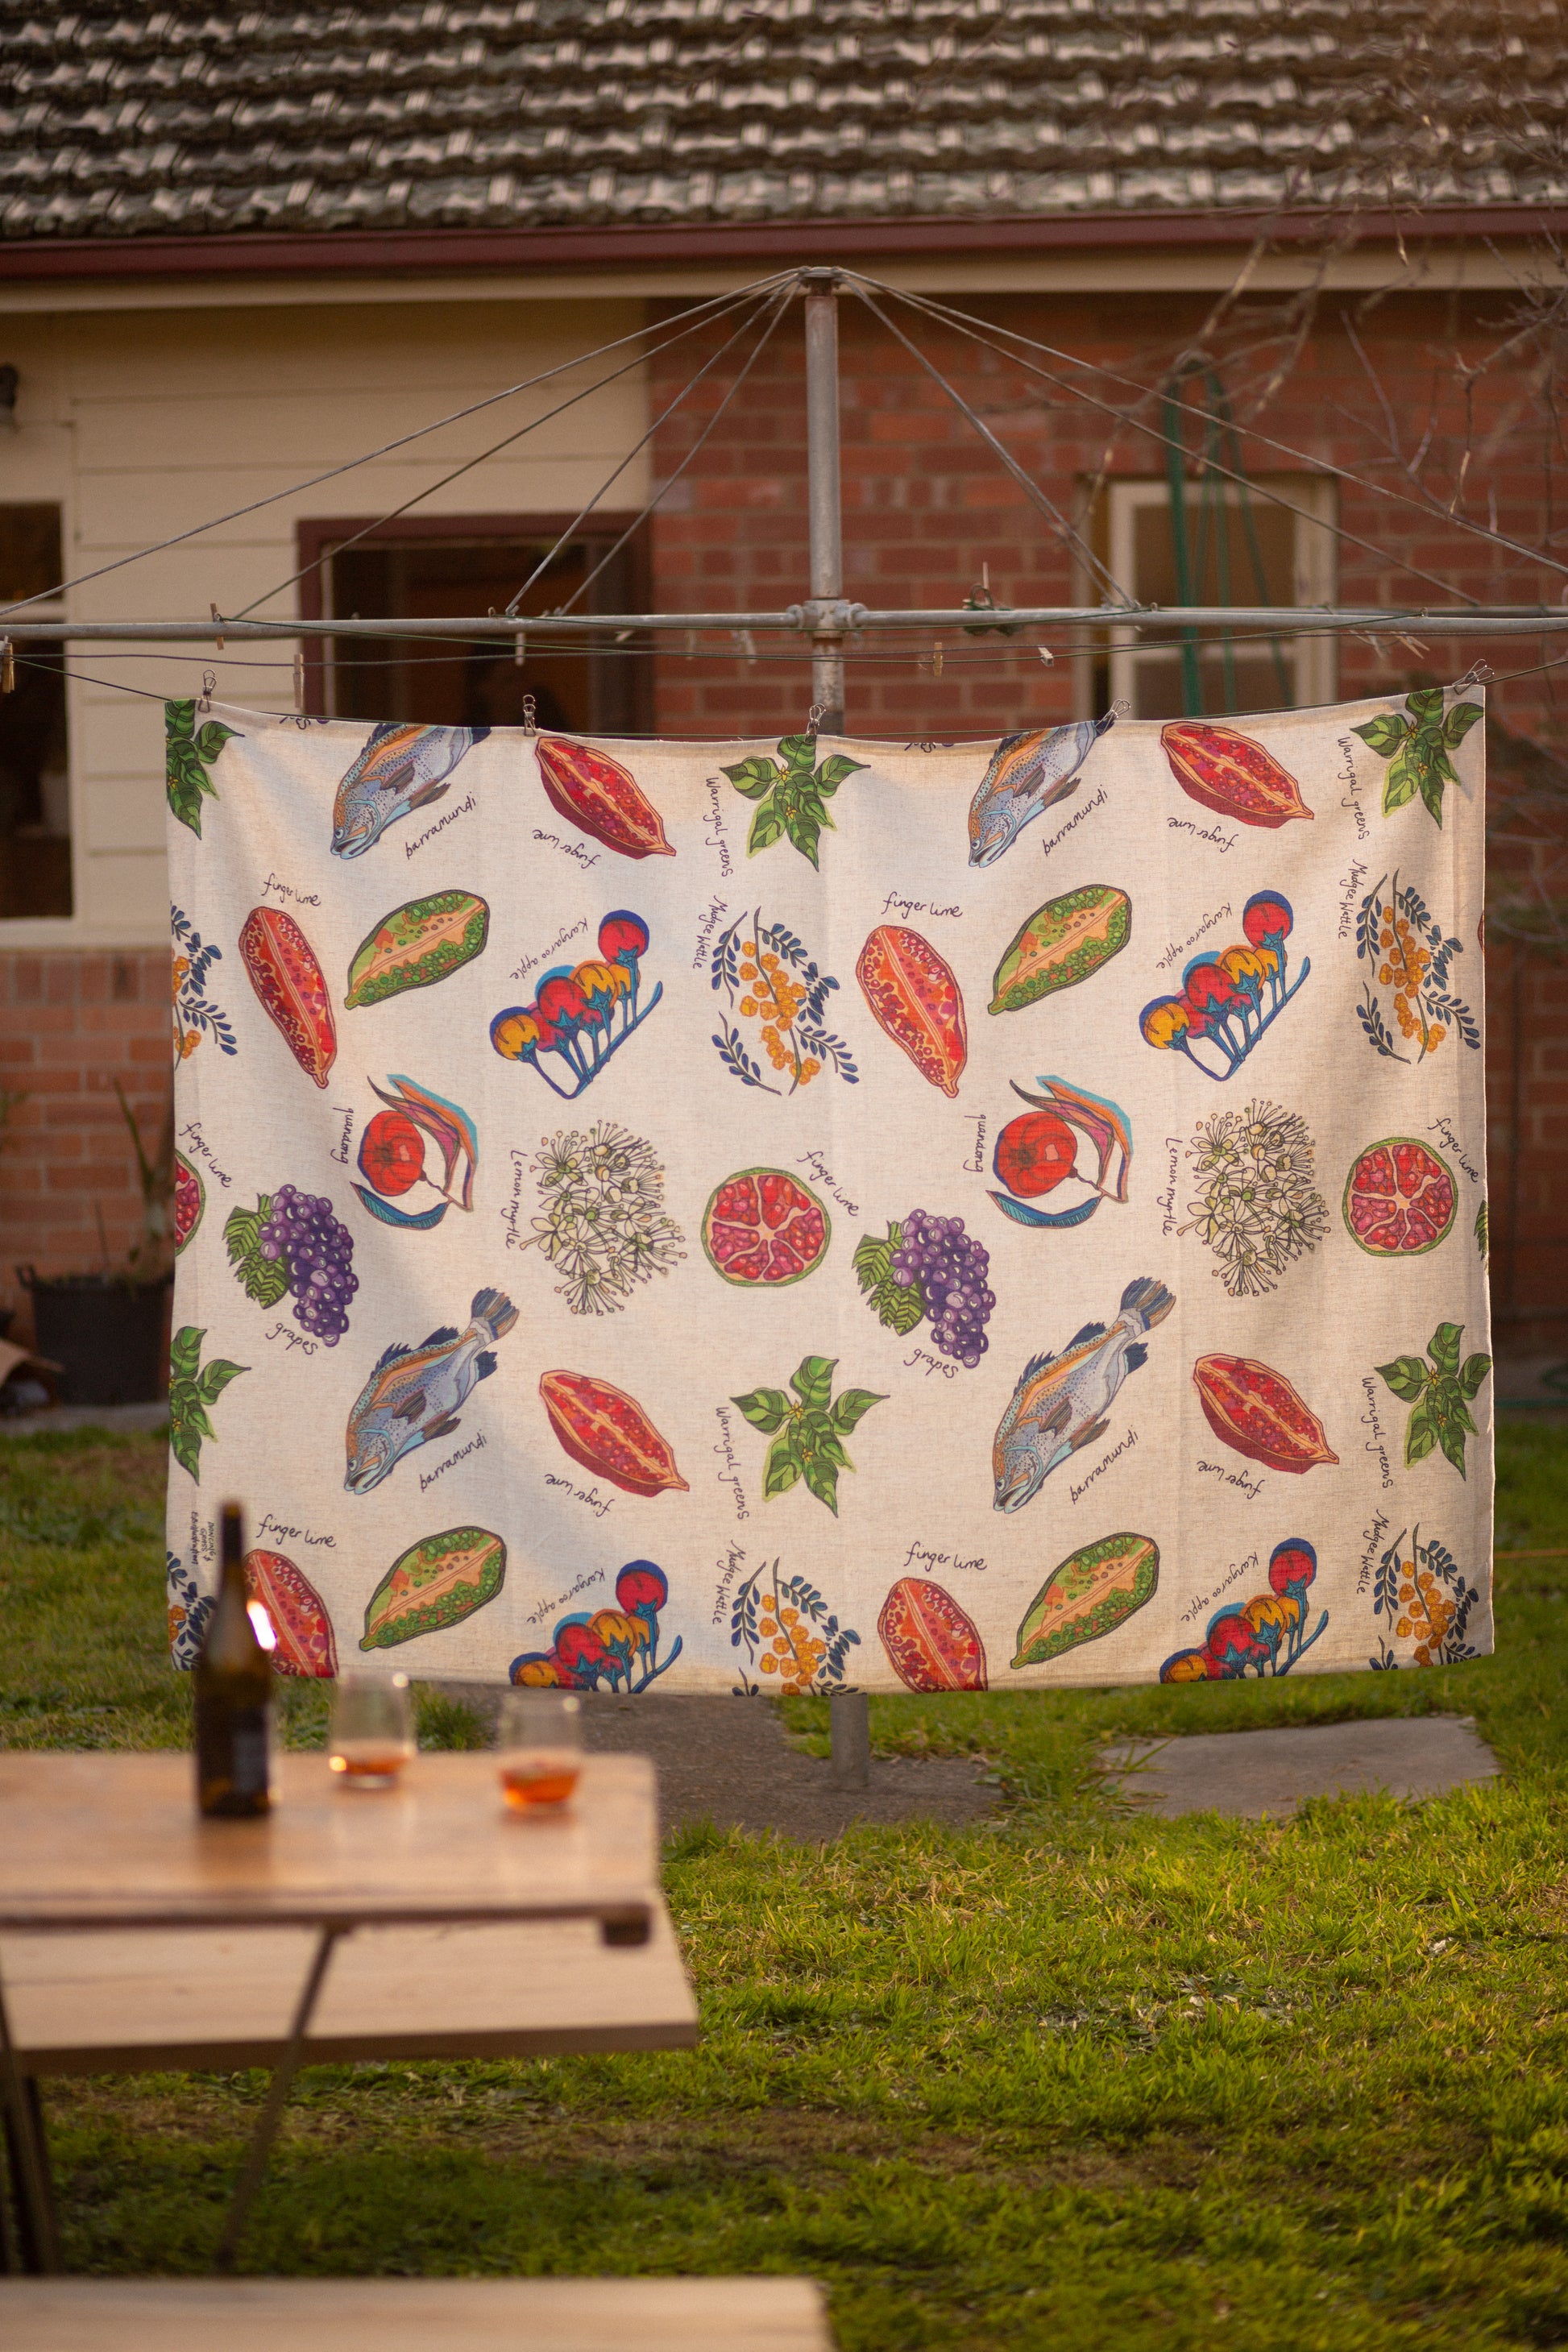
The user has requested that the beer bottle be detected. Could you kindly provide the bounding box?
[193,1501,273,1817]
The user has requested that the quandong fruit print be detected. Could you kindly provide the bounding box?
[165,695,1492,1691]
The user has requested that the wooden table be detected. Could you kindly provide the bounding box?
[0,1752,664,2275]
[0,2276,833,2352]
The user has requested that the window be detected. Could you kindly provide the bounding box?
[297,516,650,736]
[1081,475,1336,721]
[0,504,70,920]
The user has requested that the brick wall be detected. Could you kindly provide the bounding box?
[647,286,1568,1338]
[0,952,169,1329]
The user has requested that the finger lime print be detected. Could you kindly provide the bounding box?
[245,1548,337,1678]
[731,1562,861,1695]
[492,912,662,1101]
[346,1289,518,1495]
[1351,690,1482,828]
[989,1075,1131,1230]
[720,733,866,868]
[535,736,675,860]
[1191,1354,1338,1475]
[330,722,488,859]
[1160,720,1313,828]
[239,905,337,1088]
[1342,1137,1457,1257]
[173,1151,205,1254]
[1354,872,1478,1062]
[344,890,490,1009]
[878,1577,987,1690]
[512,1561,684,1691]
[539,1370,688,1498]
[710,911,857,1093]
[967,711,1116,867]
[731,1357,886,1516]
[1375,1322,1492,1478]
[856,924,968,1097]
[1139,894,1309,1082]
[1160,1539,1325,1682]
[526,1122,686,1314]
[989,884,1130,1015]
[1012,1533,1159,1669]
[353,1076,478,1233]
[361,1527,507,1650]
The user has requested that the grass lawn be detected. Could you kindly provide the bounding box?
[2,1423,1568,2349]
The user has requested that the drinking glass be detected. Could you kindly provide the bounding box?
[328,1672,414,1788]
[497,1688,583,1811]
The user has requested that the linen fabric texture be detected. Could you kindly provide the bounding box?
[164,697,1493,1696]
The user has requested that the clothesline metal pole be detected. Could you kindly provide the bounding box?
[803,269,846,736]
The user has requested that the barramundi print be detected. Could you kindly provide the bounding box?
[992,1275,1174,1513]
[967,710,1117,868]
[331,723,489,860]
[345,1286,516,1495]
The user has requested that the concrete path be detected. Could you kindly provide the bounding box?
[443,1686,999,1842]
[0,1400,168,1437]
[1101,1713,1500,1819]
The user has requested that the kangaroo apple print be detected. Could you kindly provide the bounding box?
[1351,691,1482,828]
[167,693,1491,1687]
[1139,893,1309,1081]
[1375,1322,1492,1478]
[721,733,865,868]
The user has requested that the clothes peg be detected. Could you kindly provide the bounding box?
[931,640,944,678]
[197,667,217,716]
[293,650,305,712]
[513,629,526,667]
[735,629,757,666]
[807,701,827,736]
[209,602,225,652]
[1037,644,1054,666]
[0,639,13,694]
[1452,658,1495,691]
[521,692,537,737]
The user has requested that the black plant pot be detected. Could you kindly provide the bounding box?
[16,1268,171,1406]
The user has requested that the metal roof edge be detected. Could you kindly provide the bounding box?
[0,205,1562,284]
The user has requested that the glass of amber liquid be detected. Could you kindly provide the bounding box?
[497,1690,583,1811]
[329,1672,414,1789]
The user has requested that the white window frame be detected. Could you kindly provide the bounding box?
[1085,474,1338,719]
[0,481,77,944]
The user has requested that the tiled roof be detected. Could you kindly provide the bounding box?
[2,0,1565,241]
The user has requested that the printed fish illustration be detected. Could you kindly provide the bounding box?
[331,723,490,860]
[992,1275,1174,1513]
[968,710,1117,868]
[345,1286,517,1495]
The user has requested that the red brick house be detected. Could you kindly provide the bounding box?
[1,2,1565,1345]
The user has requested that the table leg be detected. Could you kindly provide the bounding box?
[214,1923,346,2272]
[0,1950,60,2275]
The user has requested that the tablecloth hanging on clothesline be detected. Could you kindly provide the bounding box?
[164,693,1494,1692]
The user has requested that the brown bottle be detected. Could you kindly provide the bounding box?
[193,1501,273,1817]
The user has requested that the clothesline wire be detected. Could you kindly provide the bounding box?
[856,271,1563,595]
[848,275,1483,608]
[848,284,1133,609]
[28,636,1568,724]
[504,285,790,617]
[0,270,799,622]
[553,288,797,618]
[232,279,794,621]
